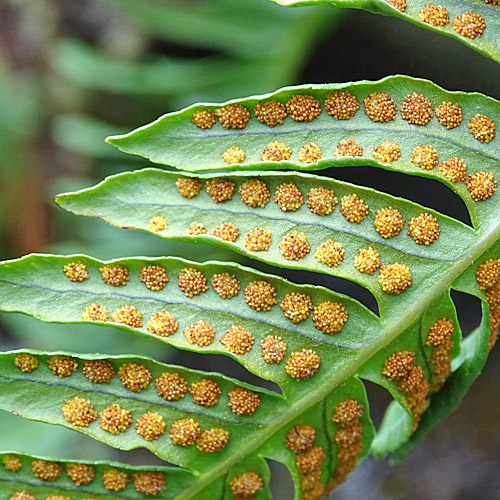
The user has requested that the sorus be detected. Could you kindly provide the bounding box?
[439,157,467,183]
[411,145,438,170]
[285,425,316,452]
[132,471,166,495]
[239,179,271,208]
[211,222,239,242]
[211,272,240,299]
[400,92,433,125]
[468,114,496,143]
[279,230,311,260]
[220,325,255,354]
[192,108,215,129]
[324,91,359,120]
[147,311,178,337]
[187,221,206,235]
[2,455,22,472]
[156,372,188,401]
[466,171,497,201]
[205,178,235,203]
[66,463,95,485]
[274,182,304,212]
[178,268,209,297]
[260,335,287,364]
[230,472,264,496]
[286,94,321,122]
[83,359,115,383]
[296,445,326,473]
[307,187,337,215]
[378,263,412,294]
[99,404,132,435]
[372,141,401,163]
[14,353,38,373]
[111,305,142,328]
[435,101,463,129]
[407,213,441,245]
[103,468,129,491]
[254,100,287,127]
[62,397,97,427]
[148,216,167,232]
[285,349,321,380]
[215,104,250,129]
[373,207,405,239]
[32,460,62,482]
[46,355,78,378]
[118,363,152,392]
[335,139,363,158]
[184,320,215,347]
[140,265,168,291]
[170,418,201,446]
[314,240,345,267]
[280,292,313,324]
[419,3,449,26]
[82,303,109,322]
[196,428,230,453]
[245,227,272,252]
[135,412,166,441]
[312,301,348,335]
[63,261,88,282]
[363,92,397,122]
[189,379,221,407]
[227,387,261,415]
[340,194,369,223]
[354,247,381,275]
[176,177,202,198]
[453,11,486,39]
[299,142,323,163]
[99,264,129,286]
[223,145,245,164]
[261,141,292,162]
[244,281,278,311]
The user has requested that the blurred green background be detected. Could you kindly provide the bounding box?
[1,1,500,499]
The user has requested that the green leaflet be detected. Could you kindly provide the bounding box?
[0,351,280,471]
[0,450,195,499]
[56,168,479,320]
[0,255,377,394]
[106,77,500,206]
[268,0,500,63]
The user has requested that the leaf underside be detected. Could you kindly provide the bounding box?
[270,0,500,63]
[1,76,500,499]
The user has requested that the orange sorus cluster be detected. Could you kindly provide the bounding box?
[426,318,455,393]
[328,399,364,489]
[192,89,495,141]
[387,1,488,41]
[229,471,264,498]
[476,259,500,350]
[189,90,496,201]
[383,351,429,430]
[285,425,326,500]
[4,457,166,496]
[70,258,348,340]
[12,354,260,444]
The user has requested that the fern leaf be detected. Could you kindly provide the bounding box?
[0,450,195,498]
[268,0,500,64]
[105,77,500,189]
[1,77,499,498]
